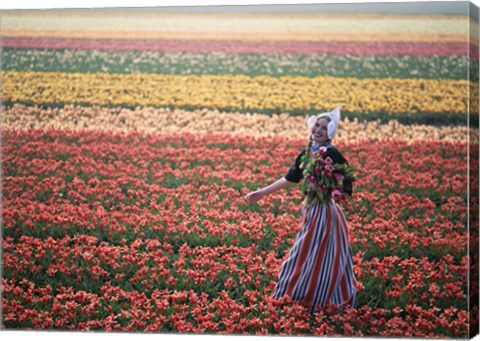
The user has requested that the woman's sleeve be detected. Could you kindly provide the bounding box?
[284,149,306,183]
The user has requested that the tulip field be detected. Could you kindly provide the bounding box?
[1,8,479,338]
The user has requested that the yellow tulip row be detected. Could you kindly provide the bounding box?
[3,104,477,144]
[3,71,476,115]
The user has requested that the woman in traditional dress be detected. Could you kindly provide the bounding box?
[245,107,357,314]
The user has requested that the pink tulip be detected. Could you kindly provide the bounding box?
[325,164,334,172]
[319,146,328,156]
[334,173,345,183]
[332,189,343,201]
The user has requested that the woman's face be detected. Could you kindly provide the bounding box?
[311,117,329,146]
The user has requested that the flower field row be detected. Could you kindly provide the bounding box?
[3,11,478,127]
[3,71,475,117]
[2,104,477,143]
[3,39,478,59]
[3,48,476,81]
[2,29,472,44]
[2,12,473,35]
[2,127,477,336]
[2,277,473,336]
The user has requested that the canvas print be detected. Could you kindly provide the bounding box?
[0,1,479,338]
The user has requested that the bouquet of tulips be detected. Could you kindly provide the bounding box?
[300,146,356,207]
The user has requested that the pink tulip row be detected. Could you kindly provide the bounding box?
[3,38,478,59]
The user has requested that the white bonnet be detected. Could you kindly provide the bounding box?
[307,106,342,140]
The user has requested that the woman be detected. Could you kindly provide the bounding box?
[245,107,357,314]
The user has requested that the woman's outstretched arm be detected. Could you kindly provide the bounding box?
[245,177,292,204]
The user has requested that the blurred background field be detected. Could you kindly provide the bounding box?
[1,2,479,337]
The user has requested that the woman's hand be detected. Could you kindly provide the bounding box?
[245,190,264,204]
[245,178,292,204]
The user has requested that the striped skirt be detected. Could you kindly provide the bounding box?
[272,201,357,313]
